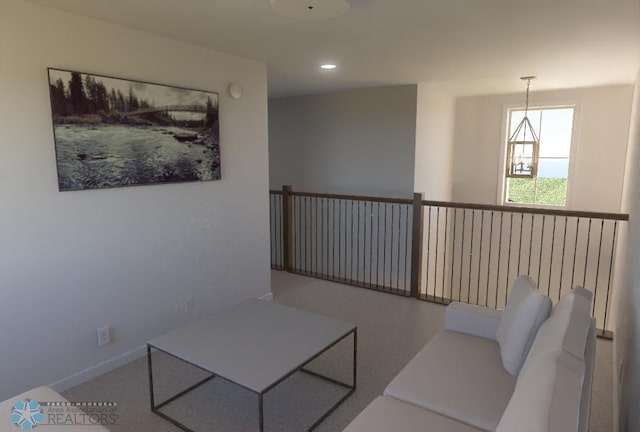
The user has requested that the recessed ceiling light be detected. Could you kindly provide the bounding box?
[321,64,337,70]
[271,0,350,20]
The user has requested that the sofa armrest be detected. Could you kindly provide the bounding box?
[445,302,502,341]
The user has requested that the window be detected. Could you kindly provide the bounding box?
[504,107,575,207]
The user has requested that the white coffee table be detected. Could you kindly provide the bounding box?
[147,299,357,432]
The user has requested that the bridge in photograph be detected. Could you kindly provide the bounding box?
[126,104,207,116]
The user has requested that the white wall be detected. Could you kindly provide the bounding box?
[269,85,417,197]
[0,0,270,399]
[615,70,640,432]
[453,85,633,212]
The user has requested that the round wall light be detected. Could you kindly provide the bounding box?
[228,83,242,100]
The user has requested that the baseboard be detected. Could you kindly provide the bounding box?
[49,345,147,393]
[259,292,274,302]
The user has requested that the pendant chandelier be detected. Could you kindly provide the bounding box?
[506,76,539,178]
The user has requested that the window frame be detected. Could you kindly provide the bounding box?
[498,100,581,209]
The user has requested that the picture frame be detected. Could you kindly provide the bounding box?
[47,68,220,191]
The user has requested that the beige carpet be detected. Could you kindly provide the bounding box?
[62,270,613,431]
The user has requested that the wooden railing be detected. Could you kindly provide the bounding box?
[269,186,628,338]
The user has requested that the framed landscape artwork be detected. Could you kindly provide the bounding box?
[47,68,220,191]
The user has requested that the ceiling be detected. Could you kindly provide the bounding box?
[28,0,640,97]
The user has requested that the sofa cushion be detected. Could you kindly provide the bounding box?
[384,330,516,431]
[496,350,585,432]
[496,275,551,375]
[343,396,483,432]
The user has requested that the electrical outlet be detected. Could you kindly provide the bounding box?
[618,359,624,384]
[97,326,111,347]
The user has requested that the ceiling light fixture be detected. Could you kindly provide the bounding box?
[506,76,539,179]
[321,64,337,70]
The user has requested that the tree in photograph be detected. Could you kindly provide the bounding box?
[68,72,87,114]
[128,85,139,111]
[109,89,118,112]
[117,90,126,112]
[205,96,218,128]
[49,78,71,116]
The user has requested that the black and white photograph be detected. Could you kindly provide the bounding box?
[48,68,220,191]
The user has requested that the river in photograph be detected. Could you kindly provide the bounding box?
[53,124,220,191]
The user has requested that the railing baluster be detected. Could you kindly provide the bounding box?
[517,213,524,274]
[442,208,449,300]
[351,200,355,284]
[383,203,388,289]
[405,204,409,292]
[528,214,534,275]
[496,212,504,309]
[278,194,282,268]
[338,200,342,279]
[331,200,340,280]
[459,209,466,303]
[559,216,568,300]
[538,215,546,285]
[369,202,374,286]
[391,204,395,290]
[314,197,318,275]
[396,205,401,290]
[450,208,457,303]
[304,196,308,274]
[434,207,441,300]
[294,196,298,272]
[593,220,605,318]
[477,211,484,305]
[486,211,494,307]
[426,207,432,297]
[506,213,513,301]
[357,201,361,283]
[604,221,618,334]
[571,218,580,288]
[548,217,557,296]
[322,198,326,276]
[583,219,593,288]
[376,202,381,288]
[449,208,462,301]
[469,210,475,303]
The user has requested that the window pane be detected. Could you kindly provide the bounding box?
[537,158,569,179]
[504,106,574,207]
[506,178,535,204]
[534,178,567,206]
[539,108,574,157]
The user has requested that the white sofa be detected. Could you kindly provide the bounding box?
[0,386,111,432]
[345,284,596,432]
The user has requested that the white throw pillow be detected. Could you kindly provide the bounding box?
[496,276,552,376]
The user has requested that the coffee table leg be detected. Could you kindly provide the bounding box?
[352,329,357,389]
[147,344,155,410]
[259,393,264,432]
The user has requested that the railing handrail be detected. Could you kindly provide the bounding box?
[421,199,629,221]
[268,188,628,221]
[268,185,627,338]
